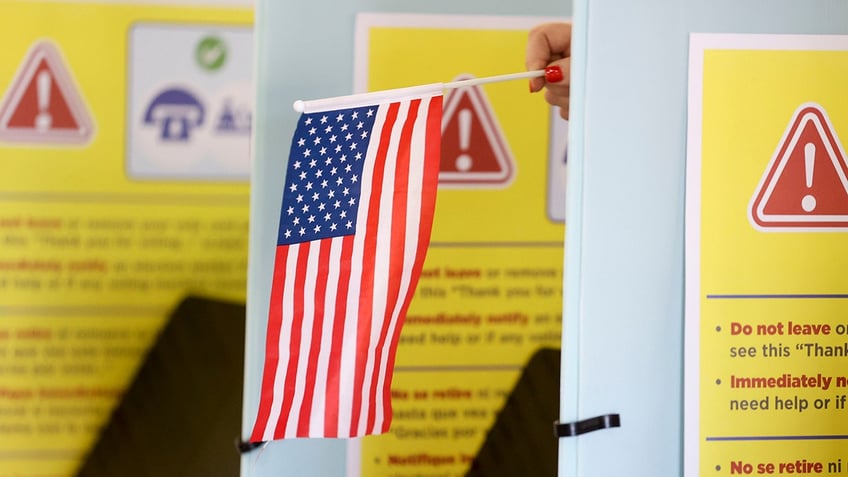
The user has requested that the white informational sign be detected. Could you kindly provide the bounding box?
[127,22,253,180]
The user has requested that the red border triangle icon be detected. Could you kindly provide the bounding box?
[0,40,94,145]
[439,75,515,188]
[749,103,848,231]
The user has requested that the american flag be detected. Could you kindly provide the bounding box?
[251,85,443,440]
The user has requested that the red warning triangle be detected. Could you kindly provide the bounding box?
[0,40,93,144]
[749,103,848,230]
[439,75,514,187]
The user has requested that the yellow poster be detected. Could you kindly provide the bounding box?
[686,34,848,476]
[0,2,252,476]
[353,13,567,477]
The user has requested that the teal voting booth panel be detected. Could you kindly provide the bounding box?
[563,1,848,476]
[243,2,570,476]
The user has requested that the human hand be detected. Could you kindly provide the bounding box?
[526,22,572,119]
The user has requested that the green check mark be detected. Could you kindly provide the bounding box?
[196,35,227,72]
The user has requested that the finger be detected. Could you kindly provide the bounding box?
[526,22,572,70]
[527,25,572,93]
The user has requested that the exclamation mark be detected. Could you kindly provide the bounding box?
[455,109,473,172]
[802,142,816,212]
[35,70,53,132]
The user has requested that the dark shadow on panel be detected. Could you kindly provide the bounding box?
[466,347,561,477]
[76,296,245,477]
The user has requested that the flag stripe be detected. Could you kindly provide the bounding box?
[325,235,354,437]
[250,246,288,441]
[349,101,399,436]
[365,98,420,433]
[275,242,310,437]
[380,96,442,431]
[262,244,299,440]
[296,240,331,436]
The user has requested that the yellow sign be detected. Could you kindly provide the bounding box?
[0,2,252,476]
[686,34,848,476]
[355,14,565,476]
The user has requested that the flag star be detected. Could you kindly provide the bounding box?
[293,160,302,169]
[348,197,356,206]
[329,134,337,143]
[297,138,306,147]
[336,177,343,185]
[318,203,326,211]
[324,213,331,221]
[289,183,298,192]
[312,192,319,201]
[345,133,353,141]
[351,174,358,183]
[315,169,323,178]
[361,131,368,139]
[308,215,316,223]
[330,223,337,231]
[321,180,328,188]
[349,143,357,150]
[324,125,332,133]
[325,157,332,165]
[287,206,294,215]
[356,121,364,129]
[303,149,311,158]
[346,220,353,229]
[314,225,321,233]
[334,200,341,208]
[320,115,328,124]
[340,210,347,219]
[330,167,338,175]
[293,217,300,225]
[309,159,317,168]
[341,123,349,131]
[308,127,317,135]
[355,152,362,160]
[305,117,313,125]
[340,154,347,162]
[319,147,327,155]
[352,111,359,120]
[328,190,336,198]
[313,136,321,145]
[334,145,342,153]
[345,164,352,173]
[302,204,310,213]
[285,229,292,238]
[342,187,350,196]
[299,171,307,180]
[305,182,313,191]
[336,113,344,122]
[366,109,374,117]
[299,227,306,236]
[296,194,304,203]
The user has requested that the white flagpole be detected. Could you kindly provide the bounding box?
[293,69,548,113]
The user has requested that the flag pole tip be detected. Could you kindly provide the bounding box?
[293,100,305,113]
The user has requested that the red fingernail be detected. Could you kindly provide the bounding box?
[545,65,563,83]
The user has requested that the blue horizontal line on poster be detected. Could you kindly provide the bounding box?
[707,434,848,442]
[429,241,563,248]
[706,294,848,299]
[0,192,249,206]
[0,305,169,317]
[395,365,523,373]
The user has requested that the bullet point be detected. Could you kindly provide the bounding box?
[715,378,721,385]
[716,325,721,332]
[716,464,721,471]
